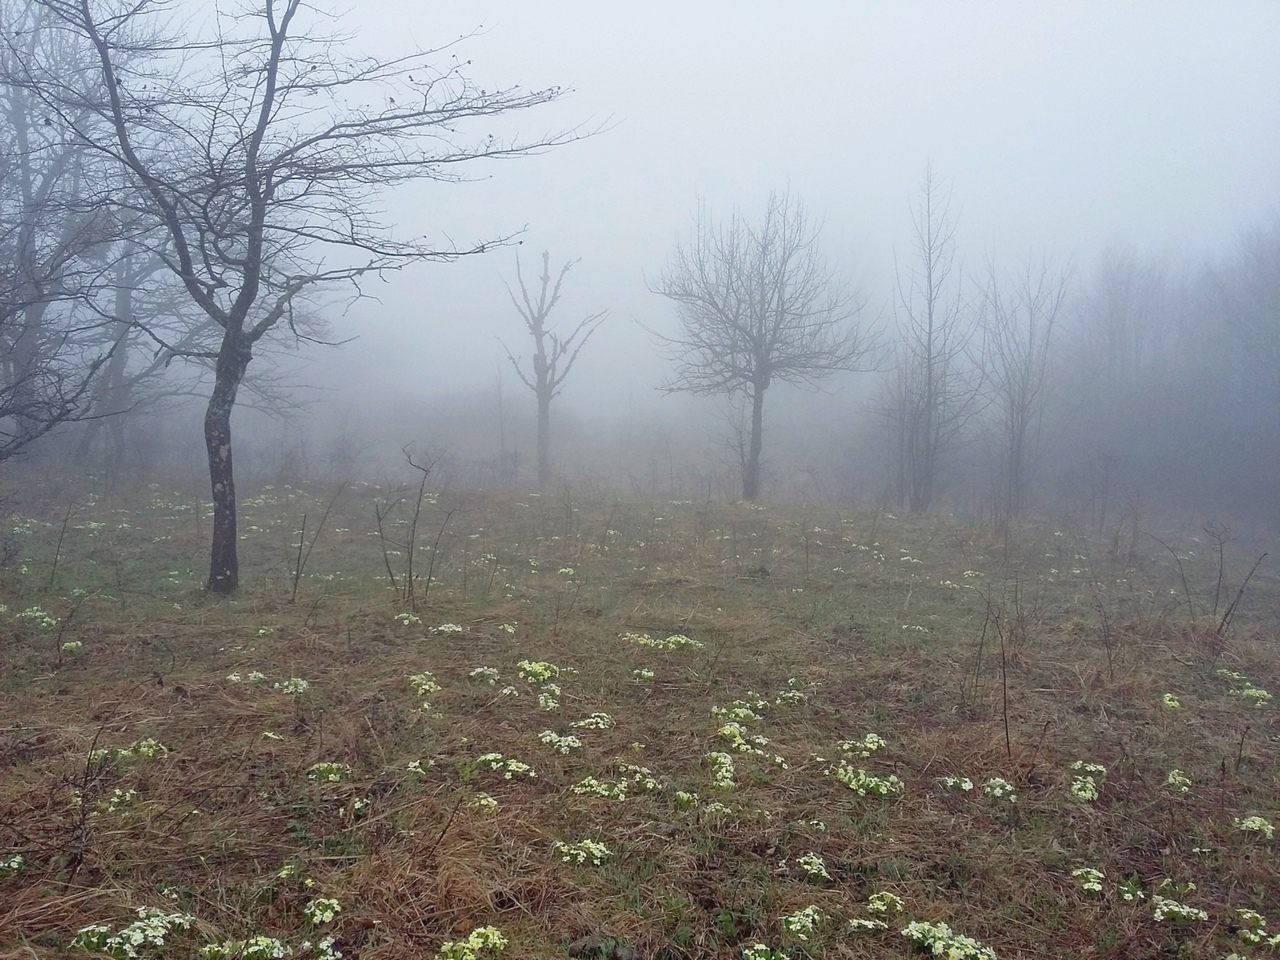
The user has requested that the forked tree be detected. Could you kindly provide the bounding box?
[6,0,578,592]
[651,190,877,500]
[499,250,607,487]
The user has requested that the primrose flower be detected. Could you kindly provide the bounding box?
[1072,866,1105,894]
[848,918,889,932]
[407,672,441,697]
[469,667,500,684]
[1152,895,1208,922]
[706,752,736,790]
[900,920,995,960]
[73,907,195,958]
[796,852,831,879]
[838,733,886,758]
[435,925,507,960]
[470,793,498,812]
[1164,769,1191,793]
[983,777,1018,803]
[308,762,352,783]
[829,762,902,797]
[867,891,904,915]
[741,946,787,960]
[936,775,974,793]
[572,712,615,730]
[1235,815,1275,840]
[1161,693,1181,709]
[537,730,582,755]
[553,838,612,866]
[1236,686,1273,707]
[0,854,24,877]
[274,677,310,695]
[571,776,627,800]
[304,897,341,925]
[202,936,289,960]
[632,667,656,681]
[432,623,465,634]
[780,905,823,942]
[1116,875,1145,902]
[61,640,83,655]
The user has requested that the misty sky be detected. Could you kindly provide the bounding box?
[308,2,1280,422]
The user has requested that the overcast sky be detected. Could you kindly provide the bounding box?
[308,2,1280,420]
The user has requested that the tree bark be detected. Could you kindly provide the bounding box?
[536,389,551,487]
[205,336,250,594]
[743,384,766,500]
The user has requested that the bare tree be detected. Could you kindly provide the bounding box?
[651,190,876,500]
[7,0,578,592]
[981,258,1072,519]
[882,166,982,512]
[0,3,118,463]
[499,250,606,487]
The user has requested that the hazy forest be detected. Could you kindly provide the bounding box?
[2,2,1278,959]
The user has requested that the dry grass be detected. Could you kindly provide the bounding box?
[1,481,1277,959]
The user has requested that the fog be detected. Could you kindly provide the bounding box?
[6,0,1280,527]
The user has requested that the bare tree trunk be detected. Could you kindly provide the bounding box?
[205,337,250,594]
[536,389,551,487]
[743,383,765,500]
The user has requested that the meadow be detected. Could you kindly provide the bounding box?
[0,477,1277,959]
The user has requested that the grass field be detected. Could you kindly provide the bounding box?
[1,478,1277,959]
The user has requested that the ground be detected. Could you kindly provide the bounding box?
[1,478,1277,959]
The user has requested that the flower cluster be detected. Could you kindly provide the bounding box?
[1161,693,1181,709]
[780,905,823,942]
[900,920,995,960]
[982,777,1018,803]
[201,936,288,960]
[274,678,311,695]
[1069,761,1107,802]
[706,752,736,790]
[712,694,769,723]
[936,775,974,793]
[1235,815,1275,840]
[308,762,353,783]
[436,925,507,960]
[475,752,536,780]
[1072,867,1104,894]
[0,854,24,877]
[90,738,170,766]
[517,660,564,683]
[572,712,615,730]
[795,852,830,879]
[469,667,500,684]
[775,678,807,704]
[537,730,582,754]
[553,838,612,866]
[623,632,704,650]
[741,945,786,960]
[1164,769,1191,793]
[829,761,903,798]
[837,733,886,758]
[571,776,629,800]
[407,672,441,697]
[304,897,342,925]
[1152,895,1208,922]
[1233,908,1280,947]
[73,907,195,959]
